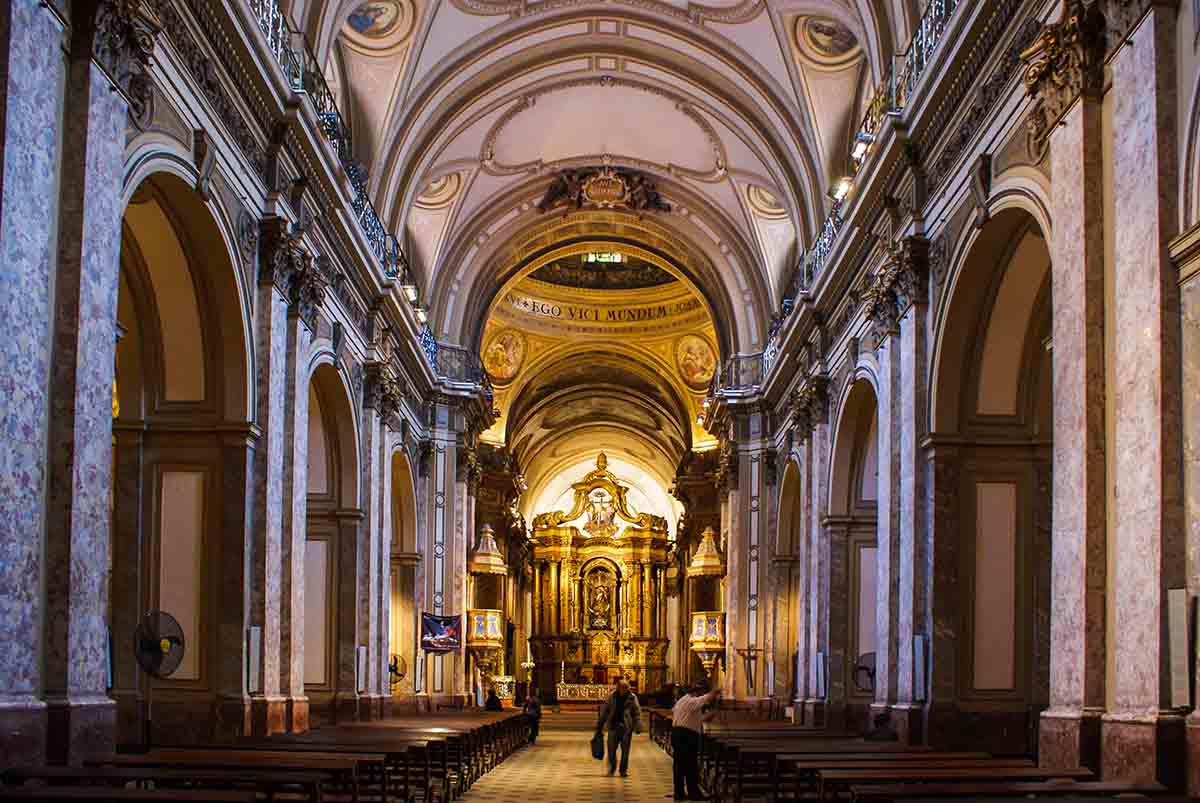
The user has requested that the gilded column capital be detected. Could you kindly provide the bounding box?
[1021,0,1107,152]
[893,236,930,312]
[93,0,157,129]
[790,374,831,440]
[715,438,738,494]
[863,264,901,343]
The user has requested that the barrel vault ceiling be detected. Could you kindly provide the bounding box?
[296,0,918,352]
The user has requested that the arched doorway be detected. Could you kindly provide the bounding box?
[303,361,361,726]
[827,376,881,733]
[388,449,420,705]
[771,461,803,703]
[927,207,1052,753]
[110,172,251,745]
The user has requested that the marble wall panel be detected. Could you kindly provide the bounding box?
[875,337,901,708]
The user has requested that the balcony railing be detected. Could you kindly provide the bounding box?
[249,0,406,280]
[717,354,764,393]
[433,341,494,401]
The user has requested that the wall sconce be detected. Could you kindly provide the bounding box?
[828,177,853,203]
[851,131,876,163]
[414,306,428,324]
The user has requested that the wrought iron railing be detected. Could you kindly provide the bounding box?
[895,0,961,110]
[248,0,405,279]
[801,201,844,292]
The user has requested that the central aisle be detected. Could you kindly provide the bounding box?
[461,722,676,802]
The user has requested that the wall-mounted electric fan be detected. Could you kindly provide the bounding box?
[389,654,408,691]
[132,610,186,751]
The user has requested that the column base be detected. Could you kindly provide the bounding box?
[891,703,924,745]
[926,702,1039,755]
[45,694,116,765]
[379,695,393,720]
[0,697,47,766]
[797,698,827,729]
[1101,712,1185,790]
[284,696,309,733]
[1039,707,1102,773]
[333,692,361,723]
[250,696,287,737]
[213,696,252,742]
[1185,713,1200,796]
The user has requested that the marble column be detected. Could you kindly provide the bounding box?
[1104,3,1186,786]
[873,330,902,719]
[894,241,930,745]
[808,416,834,727]
[43,0,149,761]
[824,519,852,731]
[0,0,66,765]
[1023,4,1108,771]
[359,372,384,714]
[333,513,364,722]
[924,443,962,748]
[248,218,299,736]
[719,410,772,699]
[1174,223,1200,795]
[214,432,256,739]
[279,307,314,733]
[109,427,145,744]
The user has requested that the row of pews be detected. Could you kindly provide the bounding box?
[646,709,1187,803]
[1,711,528,803]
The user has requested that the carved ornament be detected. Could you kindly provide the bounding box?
[536,162,671,215]
[1021,0,1106,156]
[289,252,329,333]
[94,0,157,130]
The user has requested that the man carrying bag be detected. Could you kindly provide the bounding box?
[594,678,641,776]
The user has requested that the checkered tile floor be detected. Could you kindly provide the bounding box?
[463,726,675,802]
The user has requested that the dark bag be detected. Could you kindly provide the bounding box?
[590,730,604,759]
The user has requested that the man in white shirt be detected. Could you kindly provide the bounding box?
[670,682,719,800]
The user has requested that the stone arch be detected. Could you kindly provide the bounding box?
[829,374,880,518]
[109,169,253,745]
[925,205,1053,753]
[387,447,421,700]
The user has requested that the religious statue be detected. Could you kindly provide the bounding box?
[587,570,615,630]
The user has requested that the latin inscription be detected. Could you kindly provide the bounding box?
[504,292,703,323]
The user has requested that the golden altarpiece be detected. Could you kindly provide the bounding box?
[528,454,672,700]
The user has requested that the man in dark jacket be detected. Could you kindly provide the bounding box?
[523,687,543,744]
[595,678,641,777]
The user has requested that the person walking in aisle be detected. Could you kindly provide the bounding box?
[523,687,543,745]
[670,681,720,800]
[595,678,641,777]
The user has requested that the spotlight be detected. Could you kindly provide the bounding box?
[829,177,853,203]
[851,131,876,163]
[400,280,419,304]
[414,306,428,324]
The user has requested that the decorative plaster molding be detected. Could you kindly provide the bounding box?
[94,0,157,129]
[449,0,763,25]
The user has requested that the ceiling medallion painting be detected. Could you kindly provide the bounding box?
[676,335,717,390]
[343,0,413,48]
[531,452,669,539]
[796,16,861,67]
[449,0,764,25]
[536,163,671,216]
[482,329,527,383]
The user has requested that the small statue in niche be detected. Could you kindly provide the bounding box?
[586,569,615,630]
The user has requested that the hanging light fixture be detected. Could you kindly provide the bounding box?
[829,177,853,203]
[414,305,428,324]
[851,131,876,163]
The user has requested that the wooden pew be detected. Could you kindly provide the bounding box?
[3,766,329,803]
[849,780,1173,802]
[0,788,256,802]
[90,750,368,803]
[817,766,1094,801]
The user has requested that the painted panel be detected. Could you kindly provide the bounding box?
[307,385,328,494]
[304,538,329,685]
[159,471,204,680]
[857,546,877,659]
[974,482,1017,690]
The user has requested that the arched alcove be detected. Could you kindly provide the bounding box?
[109,170,252,745]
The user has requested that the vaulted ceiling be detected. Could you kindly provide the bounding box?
[296,0,919,351]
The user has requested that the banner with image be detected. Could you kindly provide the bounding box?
[420,612,462,653]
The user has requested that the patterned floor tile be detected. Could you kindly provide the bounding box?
[462,726,676,802]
